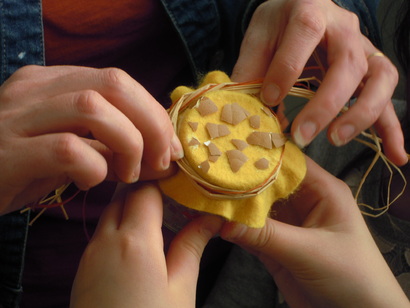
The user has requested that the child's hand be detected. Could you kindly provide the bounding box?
[70,183,220,308]
[218,157,409,308]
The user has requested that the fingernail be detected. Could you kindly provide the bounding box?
[161,147,171,170]
[170,133,184,160]
[130,163,141,183]
[261,83,281,106]
[331,124,355,146]
[293,121,318,148]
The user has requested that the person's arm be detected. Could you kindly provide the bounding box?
[218,157,409,308]
[232,0,407,166]
[70,183,220,308]
[0,65,183,214]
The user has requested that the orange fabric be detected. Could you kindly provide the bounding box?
[43,0,157,66]
[42,0,191,102]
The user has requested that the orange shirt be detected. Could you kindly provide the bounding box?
[42,0,190,104]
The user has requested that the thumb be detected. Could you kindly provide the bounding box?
[220,219,313,268]
[166,215,223,298]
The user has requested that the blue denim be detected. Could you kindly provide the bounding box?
[333,0,382,48]
[0,0,383,306]
[0,0,44,84]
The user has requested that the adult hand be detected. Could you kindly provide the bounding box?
[70,183,220,308]
[219,157,409,307]
[232,0,407,166]
[0,65,183,214]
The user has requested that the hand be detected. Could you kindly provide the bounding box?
[70,183,220,308]
[232,0,407,166]
[0,65,183,214]
[218,157,409,308]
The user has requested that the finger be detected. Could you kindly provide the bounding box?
[1,176,70,215]
[220,156,358,248]
[328,101,406,166]
[139,162,178,181]
[220,218,308,269]
[221,219,318,308]
[276,157,347,222]
[13,134,108,191]
[327,55,407,165]
[260,2,325,106]
[10,65,182,170]
[374,103,408,166]
[4,65,90,84]
[230,3,279,82]
[167,215,223,296]
[44,66,182,170]
[119,183,164,234]
[93,190,126,237]
[19,91,143,183]
[291,46,367,148]
[327,52,397,144]
[94,183,164,242]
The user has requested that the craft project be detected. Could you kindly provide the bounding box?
[159,71,306,229]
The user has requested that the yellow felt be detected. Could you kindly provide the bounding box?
[159,141,306,228]
[199,70,231,86]
[159,71,307,228]
[179,90,282,190]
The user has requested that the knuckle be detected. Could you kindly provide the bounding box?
[74,90,101,116]
[179,238,202,262]
[352,54,368,77]
[275,57,300,76]
[251,2,266,19]
[101,67,130,89]
[177,229,208,261]
[336,180,352,197]
[292,8,325,39]
[53,133,80,165]
[10,65,41,79]
[319,98,343,119]
[250,224,276,251]
[242,27,271,57]
[359,104,379,124]
[1,66,45,105]
[345,11,360,31]
[381,61,399,85]
[0,81,24,104]
[319,175,348,196]
[118,233,142,253]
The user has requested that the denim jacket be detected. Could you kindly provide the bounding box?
[0,0,382,306]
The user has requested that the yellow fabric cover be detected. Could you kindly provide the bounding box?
[159,71,306,228]
[179,90,282,190]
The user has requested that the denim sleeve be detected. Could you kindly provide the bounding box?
[160,0,264,78]
[332,0,382,48]
[216,0,382,73]
[212,0,264,74]
[0,0,44,84]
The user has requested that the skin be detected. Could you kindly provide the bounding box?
[232,0,407,166]
[71,158,409,308]
[0,0,407,306]
[0,65,182,215]
[70,183,221,308]
[219,158,410,308]
[1,0,406,214]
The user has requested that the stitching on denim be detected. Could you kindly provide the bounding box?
[37,0,45,66]
[0,0,7,83]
